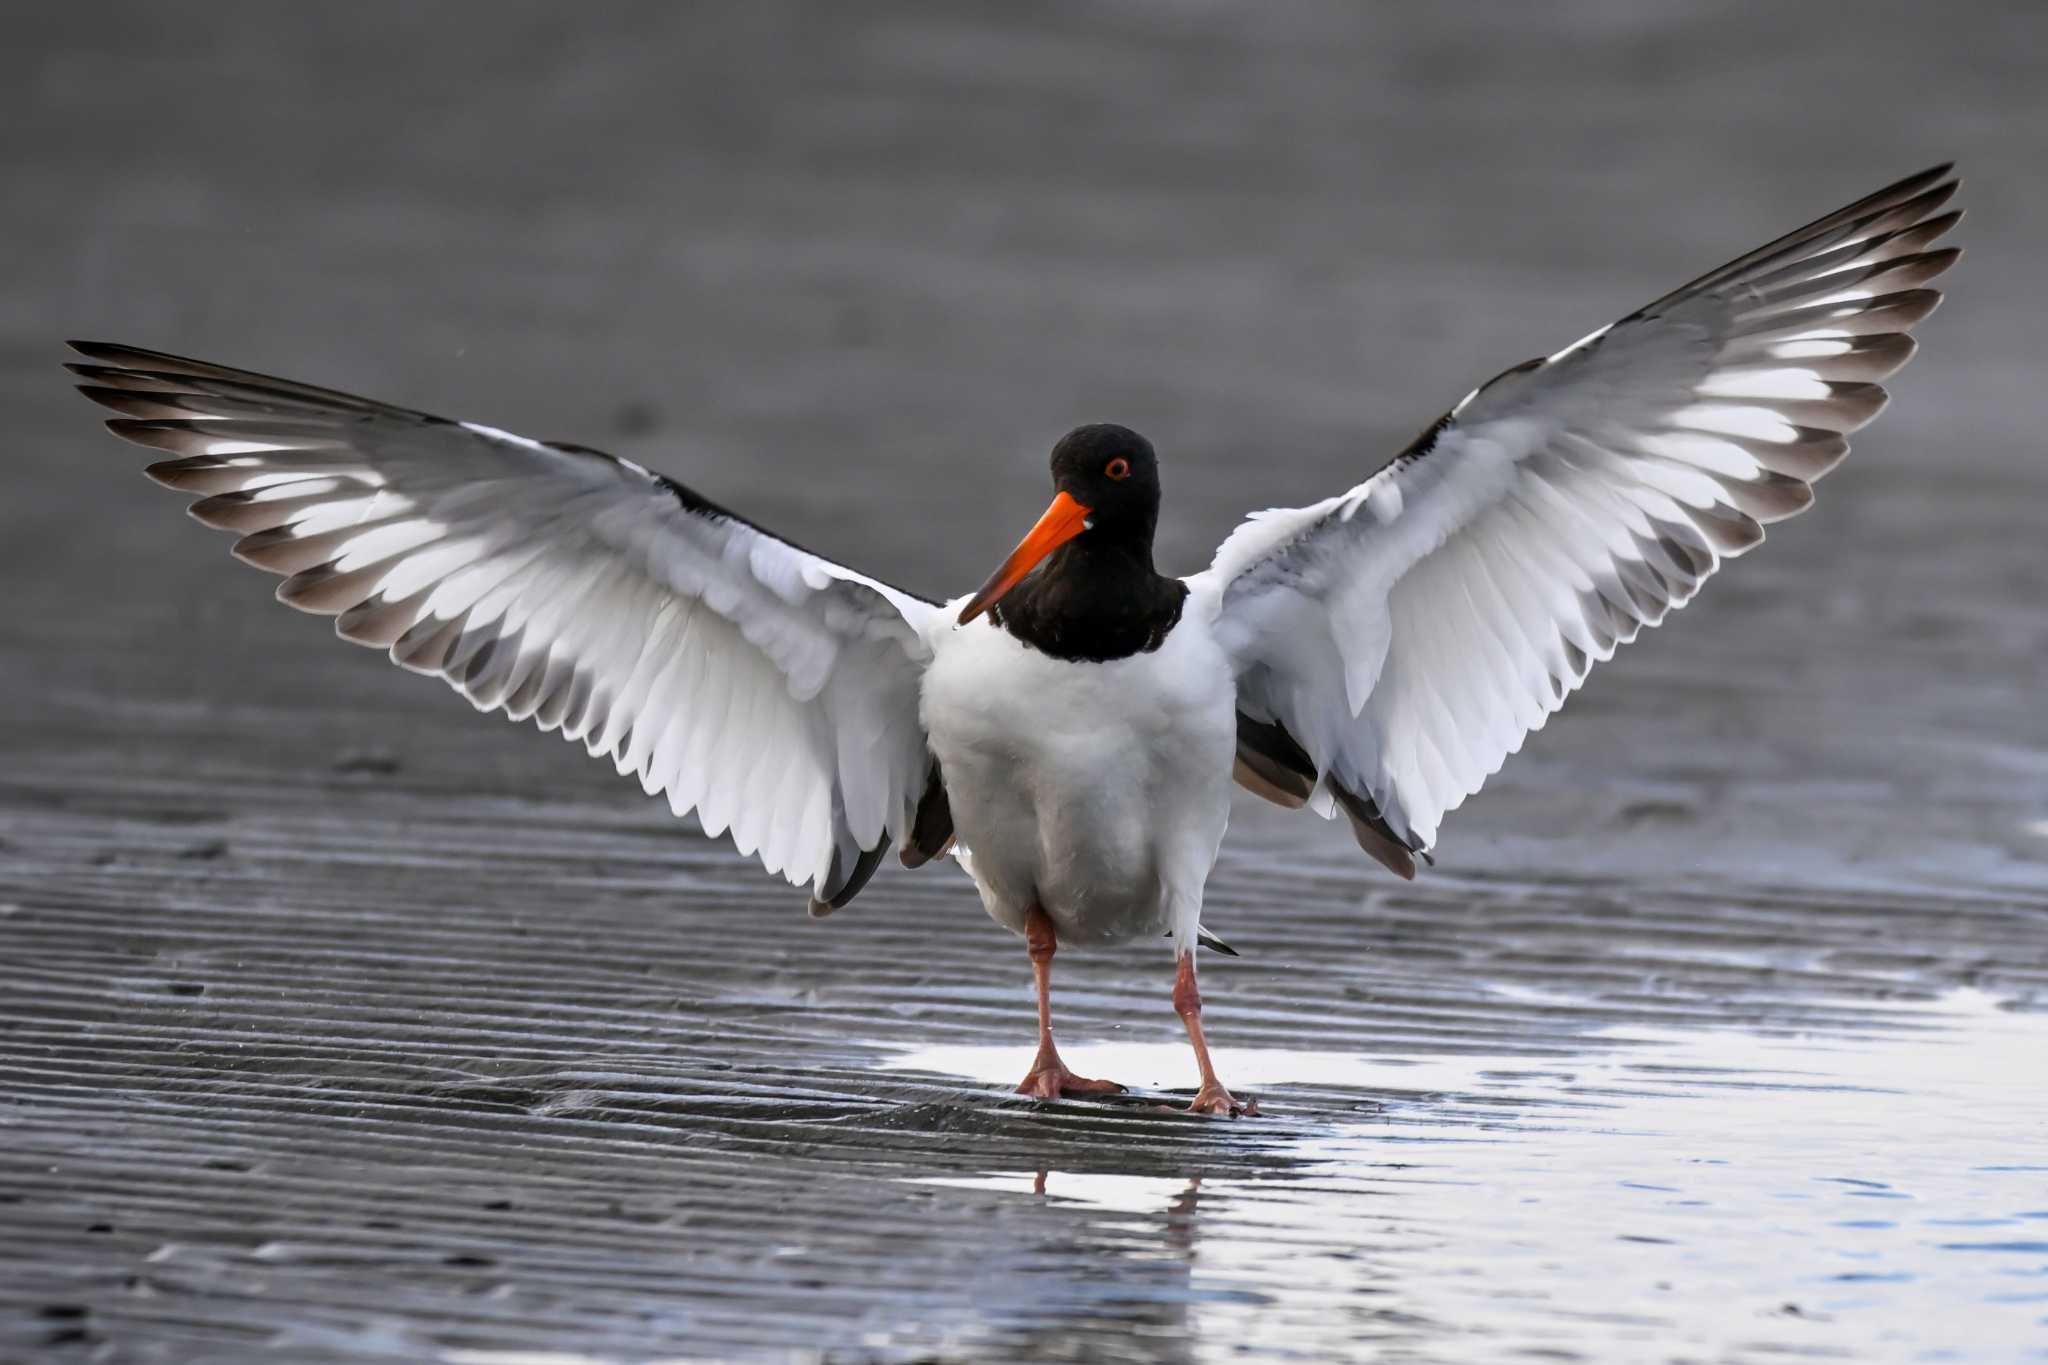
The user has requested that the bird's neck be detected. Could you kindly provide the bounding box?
[990,536,1186,663]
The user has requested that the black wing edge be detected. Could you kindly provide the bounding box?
[67,337,446,423]
[1233,712,1317,809]
[811,758,953,917]
[898,759,955,868]
[1333,783,1426,881]
[66,339,946,608]
[808,841,888,918]
[1631,162,1959,321]
[1232,711,1426,880]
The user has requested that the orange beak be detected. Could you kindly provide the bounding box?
[957,490,1092,624]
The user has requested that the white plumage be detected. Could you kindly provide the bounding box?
[922,590,1237,949]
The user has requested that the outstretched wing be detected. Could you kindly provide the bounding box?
[71,341,945,912]
[1198,165,1961,877]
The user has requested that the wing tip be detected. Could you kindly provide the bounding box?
[814,839,887,914]
[1886,162,1959,203]
[66,339,148,367]
[1332,782,1422,880]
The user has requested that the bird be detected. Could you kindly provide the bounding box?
[68,165,1959,1116]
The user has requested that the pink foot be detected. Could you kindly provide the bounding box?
[1185,1081,1258,1118]
[1015,1058,1125,1101]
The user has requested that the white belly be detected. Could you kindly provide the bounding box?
[919,601,1236,947]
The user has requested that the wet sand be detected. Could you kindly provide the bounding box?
[3,4,2046,1361]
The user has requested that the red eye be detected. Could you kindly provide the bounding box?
[1106,457,1131,480]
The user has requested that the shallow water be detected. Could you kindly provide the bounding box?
[894,992,2048,1361]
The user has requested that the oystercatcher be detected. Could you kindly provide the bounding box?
[70,165,1959,1115]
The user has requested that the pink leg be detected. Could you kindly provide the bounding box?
[1174,952,1256,1117]
[1014,905,1124,1100]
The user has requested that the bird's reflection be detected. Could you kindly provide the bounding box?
[1165,1174,1202,1260]
[961,1168,1212,1364]
[900,1160,1330,1365]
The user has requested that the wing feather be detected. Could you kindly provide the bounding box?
[72,341,943,908]
[1201,166,1960,870]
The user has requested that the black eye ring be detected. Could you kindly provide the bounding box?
[1105,457,1131,480]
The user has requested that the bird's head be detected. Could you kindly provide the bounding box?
[958,424,1161,624]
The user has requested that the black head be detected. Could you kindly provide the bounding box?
[1049,423,1162,541]
[956,423,1168,626]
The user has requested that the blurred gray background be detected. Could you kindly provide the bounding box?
[3,5,2045,1362]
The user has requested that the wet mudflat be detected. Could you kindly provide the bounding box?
[4,3,2047,1362]
[3,775,2045,1362]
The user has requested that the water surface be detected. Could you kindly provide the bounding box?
[894,991,2048,1361]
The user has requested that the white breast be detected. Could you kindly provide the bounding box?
[919,593,1237,947]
